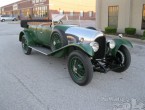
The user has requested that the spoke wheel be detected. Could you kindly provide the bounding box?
[50,31,68,51]
[2,19,5,22]
[21,36,32,55]
[70,57,85,80]
[113,46,131,72]
[51,33,62,51]
[68,50,93,86]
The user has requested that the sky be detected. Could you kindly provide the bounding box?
[0,0,19,7]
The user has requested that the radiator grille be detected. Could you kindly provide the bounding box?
[93,36,106,59]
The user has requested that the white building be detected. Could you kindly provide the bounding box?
[96,0,145,34]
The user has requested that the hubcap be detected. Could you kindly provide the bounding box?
[70,57,85,80]
[52,33,62,50]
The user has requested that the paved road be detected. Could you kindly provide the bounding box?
[0,22,145,110]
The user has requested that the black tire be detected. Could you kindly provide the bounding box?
[1,19,5,22]
[113,46,131,72]
[21,35,32,55]
[50,30,68,51]
[86,27,96,30]
[68,50,93,86]
[13,18,17,21]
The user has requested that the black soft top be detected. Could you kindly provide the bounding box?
[20,19,52,28]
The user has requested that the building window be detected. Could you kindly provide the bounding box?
[22,9,30,17]
[33,6,48,18]
[142,5,145,29]
[32,0,35,4]
[80,11,84,17]
[35,0,39,3]
[108,6,119,27]
[13,10,20,16]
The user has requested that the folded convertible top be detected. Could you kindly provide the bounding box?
[20,19,52,28]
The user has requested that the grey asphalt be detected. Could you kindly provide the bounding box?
[0,22,145,110]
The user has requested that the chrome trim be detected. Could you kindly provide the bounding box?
[65,27,104,43]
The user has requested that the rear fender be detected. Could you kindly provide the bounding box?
[19,30,35,46]
[111,38,133,56]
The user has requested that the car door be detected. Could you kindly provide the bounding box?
[36,23,52,46]
[5,15,10,21]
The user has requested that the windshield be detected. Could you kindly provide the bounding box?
[52,14,80,26]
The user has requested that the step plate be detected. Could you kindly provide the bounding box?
[29,46,52,55]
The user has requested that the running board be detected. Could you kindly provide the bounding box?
[29,46,52,55]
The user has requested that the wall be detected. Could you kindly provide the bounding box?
[100,0,130,33]
[131,0,145,34]
[100,0,145,34]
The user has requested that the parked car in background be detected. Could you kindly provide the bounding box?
[0,15,17,22]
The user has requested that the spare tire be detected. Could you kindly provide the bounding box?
[50,29,68,51]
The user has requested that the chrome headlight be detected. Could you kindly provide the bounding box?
[90,42,99,52]
[108,40,116,49]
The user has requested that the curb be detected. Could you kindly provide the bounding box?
[8,21,20,24]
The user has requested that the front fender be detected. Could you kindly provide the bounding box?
[111,38,133,56]
[19,30,35,46]
[50,43,94,57]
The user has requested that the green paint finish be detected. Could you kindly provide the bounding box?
[24,25,53,46]
[28,26,39,43]
[49,43,94,58]
[20,30,35,46]
[41,27,52,46]
[111,38,133,56]
[54,25,77,32]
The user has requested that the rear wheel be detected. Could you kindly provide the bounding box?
[68,50,93,86]
[113,46,131,72]
[13,18,17,21]
[21,36,32,55]
[1,19,5,22]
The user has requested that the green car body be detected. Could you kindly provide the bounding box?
[19,17,133,86]
[19,25,132,57]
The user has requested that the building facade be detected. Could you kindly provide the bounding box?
[0,0,145,34]
[96,0,145,34]
[0,0,49,19]
[0,0,96,20]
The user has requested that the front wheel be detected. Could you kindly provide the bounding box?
[68,50,93,86]
[21,36,32,55]
[113,46,131,72]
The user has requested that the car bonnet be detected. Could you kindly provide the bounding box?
[65,27,104,43]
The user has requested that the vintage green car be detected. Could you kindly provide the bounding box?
[19,15,133,86]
